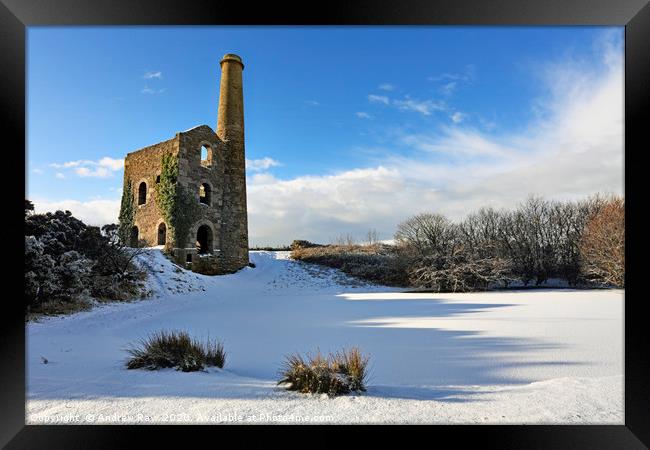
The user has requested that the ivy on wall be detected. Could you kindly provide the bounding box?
[155,152,200,249]
[118,179,134,244]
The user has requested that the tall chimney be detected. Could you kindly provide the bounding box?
[217,53,245,142]
[216,53,249,271]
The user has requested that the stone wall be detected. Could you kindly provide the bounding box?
[124,136,179,247]
[177,124,224,251]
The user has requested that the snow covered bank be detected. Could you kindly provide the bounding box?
[27,250,623,424]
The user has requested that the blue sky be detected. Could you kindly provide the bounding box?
[27,27,624,246]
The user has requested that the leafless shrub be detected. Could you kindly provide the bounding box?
[408,245,515,292]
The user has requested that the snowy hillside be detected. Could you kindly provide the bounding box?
[27,250,623,424]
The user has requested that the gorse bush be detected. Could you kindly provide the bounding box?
[25,205,148,317]
[278,347,369,396]
[126,330,226,372]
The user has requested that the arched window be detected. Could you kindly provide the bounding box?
[199,183,211,205]
[200,144,212,168]
[138,182,147,205]
[157,223,167,245]
[196,225,213,254]
[130,226,139,247]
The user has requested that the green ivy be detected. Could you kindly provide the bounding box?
[118,179,134,244]
[155,152,200,248]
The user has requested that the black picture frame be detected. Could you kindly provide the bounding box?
[3,0,648,447]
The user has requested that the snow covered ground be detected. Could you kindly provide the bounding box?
[26,250,624,424]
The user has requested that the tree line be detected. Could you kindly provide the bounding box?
[292,194,624,292]
[395,194,624,291]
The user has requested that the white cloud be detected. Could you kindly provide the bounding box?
[32,168,43,175]
[75,167,111,177]
[143,71,162,79]
[428,65,476,83]
[429,65,476,97]
[50,160,86,168]
[32,198,121,226]
[305,100,320,106]
[142,86,165,95]
[450,112,466,123]
[368,94,389,105]
[356,112,372,119]
[55,172,65,179]
[97,156,124,171]
[50,157,124,178]
[378,83,395,91]
[246,33,623,246]
[246,157,281,172]
[368,92,448,117]
[392,97,446,116]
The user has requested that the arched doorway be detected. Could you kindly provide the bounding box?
[196,225,213,254]
[130,226,139,247]
[157,223,167,245]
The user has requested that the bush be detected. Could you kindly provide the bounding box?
[25,204,148,317]
[291,243,409,287]
[408,246,514,292]
[278,347,369,396]
[579,196,624,287]
[289,240,323,251]
[250,245,290,251]
[126,330,226,372]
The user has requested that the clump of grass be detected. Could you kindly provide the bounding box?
[331,347,369,392]
[278,347,369,396]
[204,338,226,368]
[126,330,226,372]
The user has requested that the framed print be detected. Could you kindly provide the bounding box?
[3,0,649,447]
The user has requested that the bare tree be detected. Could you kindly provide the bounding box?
[579,196,624,287]
[334,234,356,246]
[366,228,378,245]
[394,213,459,257]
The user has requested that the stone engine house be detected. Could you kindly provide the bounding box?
[122,53,249,274]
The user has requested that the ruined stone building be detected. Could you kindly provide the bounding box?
[120,54,249,274]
